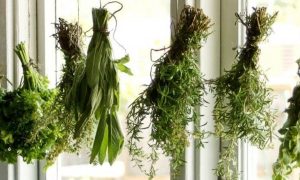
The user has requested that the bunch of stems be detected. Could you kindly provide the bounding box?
[212,7,278,179]
[127,5,212,179]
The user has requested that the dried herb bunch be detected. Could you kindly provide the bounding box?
[273,60,300,180]
[47,18,93,165]
[212,7,278,179]
[127,5,212,179]
[53,18,85,102]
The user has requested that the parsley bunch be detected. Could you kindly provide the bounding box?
[0,43,62,164]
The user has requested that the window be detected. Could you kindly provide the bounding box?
[4,0,298,179]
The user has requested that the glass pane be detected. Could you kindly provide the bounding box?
[247,1,300,179]
[55,0,170,180]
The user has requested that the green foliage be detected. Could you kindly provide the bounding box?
[273,61,300,180]
[67,7,129,165]
[212,7,278,179]
[0,43,63,165]
[53,18,86,110]
[47,18,93,168]
[114,55,133,75]
[127,5,212,179]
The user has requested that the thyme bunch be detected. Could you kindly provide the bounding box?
[127,5,212,179]
[53,18,85,106]
[273,60,300,180]
[212,7,278,179]
[46,18,93,167]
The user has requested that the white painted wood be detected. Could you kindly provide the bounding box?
[36,1,59,180]
[219,1,240,180]
[16,159,38,180]
[238,1,249,180]
[28,0,37,60]
[196,0,221,180]
[0,0,14,90]
[220,1,249,180]
[185,0,195,7]
[13,0,29,87]
[0,163,15,180]
[37,0,57,88]
[13,0,39,180]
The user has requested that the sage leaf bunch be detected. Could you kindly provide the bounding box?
[69,7,130,165]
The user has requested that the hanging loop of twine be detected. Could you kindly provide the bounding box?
[103,1,123,16]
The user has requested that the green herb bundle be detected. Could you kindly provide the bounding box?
[0,43,61,164]
[69,7,130,165]
[212,7,277,179]
[46,18,92,165]
[53,18,85,108]
[273,60,300,180]
[127,5,211,179]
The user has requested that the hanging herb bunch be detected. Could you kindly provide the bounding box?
[127,5,212,179]
[65,2,131,165]
[273,60,300,180]
[212,7,278,179]
[0,43,62,165]
[46,18,92,165]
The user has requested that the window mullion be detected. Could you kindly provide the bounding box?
[13,0,40,179]
[219,1,239,180]
[195,0,221,180]
[170,1,186,180]
[36,0,58,180]
[220,1,249,180]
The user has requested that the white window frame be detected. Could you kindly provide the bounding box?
[0,0,253,179]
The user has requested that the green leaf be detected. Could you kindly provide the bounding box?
[114,55,130,64]
[116,64,133,75]
[86,31,108,88]
[98,124,108,164]
[74,111,90,138]
[108,113,124,165]
[90,113,107,163]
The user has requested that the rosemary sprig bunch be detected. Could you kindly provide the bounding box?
[212,7,278,179]
[127,5,212,179]
[273,60,300,180]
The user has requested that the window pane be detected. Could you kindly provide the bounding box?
[247,1,300,179]
[55,0,170,180]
